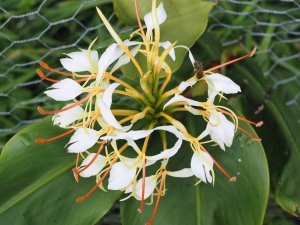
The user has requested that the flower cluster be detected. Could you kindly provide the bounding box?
[36,1,262,224]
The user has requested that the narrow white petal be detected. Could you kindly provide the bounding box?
[178,78,197,92]
[108,161,137,190]
[163,94,200,109]
[52,104,84,128]
[144,2,167,32]
[112,45,141,72]
[159,41,176,61]
[66,128,99,153]
[154,125,185,140]
[97,83,124,130]
[97,43,124,82]
[79,153,106,177]
[44,78,83,101]
[174,45,195,66]
[147,139,182,161]
[135,175,157,200]
[167,168,193,178]
[191,151,214,183]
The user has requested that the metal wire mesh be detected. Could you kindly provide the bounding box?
[0,0,299,148]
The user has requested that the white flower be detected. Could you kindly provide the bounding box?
[44,78,83,101]
[144,2,167,32]
[60,49,99,73]
[206,73,241,103]
[52,104,84,128]
[191,151,214,183]
[78,153,107,177]
[167,168,194,178]
[125,175,157,201]
[66,128,99,153]
[198,111,235,150]
[97,41,141,82]
[159,41,176,61]
[108,158,139,190]
[97,83,125,130]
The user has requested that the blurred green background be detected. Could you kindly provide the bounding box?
[0,0,299,224]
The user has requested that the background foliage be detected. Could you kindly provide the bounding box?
[0,0,299,224]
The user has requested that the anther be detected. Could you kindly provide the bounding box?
[256,121,264,127]
[36,69,59,83]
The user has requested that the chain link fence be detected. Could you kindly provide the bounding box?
[0,0,299,224]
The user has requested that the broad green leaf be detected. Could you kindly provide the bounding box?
[0,117,121,225]
[121,114,269,225]
[113,0,215,79]
[231,59,300,216]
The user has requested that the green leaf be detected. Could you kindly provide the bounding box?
[113,0,215,79]
[121,113,269,225]
[0,117,121,225]
[231,59,300,217]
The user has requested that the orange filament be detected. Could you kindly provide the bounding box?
[216,107,263,127]
[76,166,111,203]
[238,126,262,141]
[75,142,106,175]
[35,129,75,144]
[134,0,146,39]
[200,143,236,182]
[39,61,73,76]
[36,69,59,83]
[73,153,80,183]
[206,47,257,72]
[146,172,166,225]
[37,94,92,115]
[138,160,146,213]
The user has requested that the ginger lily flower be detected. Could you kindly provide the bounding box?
[206,73,241,103]
[66,128,99,153]
[78,153,107,177]
[44,78,84,101]
[52,104,84,128]
[60,49,99,73]
[198,111,235,150]
[191,151,214,183]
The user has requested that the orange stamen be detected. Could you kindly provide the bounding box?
[39,61,73,76]
[76,166,111,203]
[134,0,146,39]
[138,160,146,213]
[206,47,257,72]
[35,129,75,144]
[73,153,80,183]
[36,69,59,83]
[37,94,92,115]
[76,142,106,174]
[146,172,166,225]
[238,126,262,141]
[200,143,236,182]
[216,107,263,127]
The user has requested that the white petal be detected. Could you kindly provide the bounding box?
[163,94,200,109]
[52,104,84,128]
[144,2,167,32]
[66,128,99,153]
[135,175,157,200]
[159,41,175,61]
[206,73,241,102]
[154,125,185,140]
[206,112,235,150]
[174,45,195,66]
[44,78,83,101]
[191,151,214,183]
[97,43,124,82]
[108,161,138,190]
[147,139,182,161]
[178,77,197,92]
[167,168,193,178]
[112,45,141,72]
[97,83,124,130]
[79,153,106,177]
